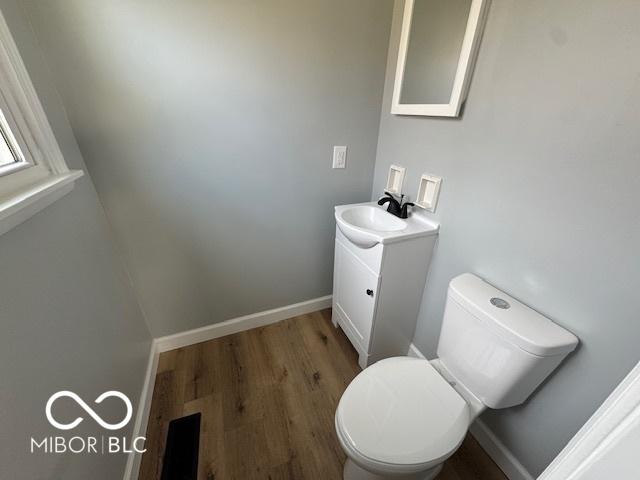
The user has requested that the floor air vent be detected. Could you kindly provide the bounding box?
[161,412,201,480]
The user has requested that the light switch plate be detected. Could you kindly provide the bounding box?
[416,174,442,212]
[332,146,347,169]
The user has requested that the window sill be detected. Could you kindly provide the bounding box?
[0,170,83,236]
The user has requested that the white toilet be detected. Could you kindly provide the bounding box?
[335,273,578,480]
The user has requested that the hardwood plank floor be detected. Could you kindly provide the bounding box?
[139,309,508,480]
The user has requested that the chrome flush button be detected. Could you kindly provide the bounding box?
[490,297,510,309]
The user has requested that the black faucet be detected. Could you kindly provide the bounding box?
[377,192,414,219]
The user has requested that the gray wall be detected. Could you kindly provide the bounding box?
[11,0,639,476]
[0,1,151,478]
[373,0,640,475]
[22,0,394,337]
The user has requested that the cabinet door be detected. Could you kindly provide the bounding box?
[334,238,379,350]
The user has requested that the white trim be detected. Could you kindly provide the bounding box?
[469,420,534,480]
[407,342,426,359]
[391,0,490,117]
[0,159,30,177]
[538,359,640,480]
[123,341,160,480]
[406,342,533,480]
[155,295,332,353]
[0,170,83,236]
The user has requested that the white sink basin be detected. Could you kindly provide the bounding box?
[342,205,406,232]
[335,202,438,248]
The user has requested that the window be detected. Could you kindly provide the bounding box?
[0,107,25,168]
[0,129,18,167]
[0,9,82,236]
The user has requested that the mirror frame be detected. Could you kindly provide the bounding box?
[391,0,490,117]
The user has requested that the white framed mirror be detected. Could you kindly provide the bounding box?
[391,0,490,117]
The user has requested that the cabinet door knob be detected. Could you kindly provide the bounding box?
[366,289,374,297]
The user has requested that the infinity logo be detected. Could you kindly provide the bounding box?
[45,391,132,431]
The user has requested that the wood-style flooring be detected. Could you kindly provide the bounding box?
[139,309,508,480]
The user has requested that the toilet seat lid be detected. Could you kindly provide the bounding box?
[336,357,469,467]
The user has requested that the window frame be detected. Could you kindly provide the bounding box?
[0,8,82,236]
[0,94,31,174]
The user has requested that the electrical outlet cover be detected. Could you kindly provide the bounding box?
[332,146,347,169]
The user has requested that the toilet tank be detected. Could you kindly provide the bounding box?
[437,274,578,409]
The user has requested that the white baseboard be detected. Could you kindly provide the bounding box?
[407,342,426,359]
[155,295,332,353]
[470,419,534,480]
[406,343,533,480]
[123,295,332,480]
[123,340,160,480]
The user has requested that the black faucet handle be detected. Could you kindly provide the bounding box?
[378,192,402,216]
[399,202,415,219]
[378,191,396,206]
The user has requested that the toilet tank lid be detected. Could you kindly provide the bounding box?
[448,274,579,357]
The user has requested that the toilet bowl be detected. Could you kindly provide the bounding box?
[336,356,469,480]
[335,273,579,480]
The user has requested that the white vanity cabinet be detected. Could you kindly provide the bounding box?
[332,203,438,368]
[333,234,381,353]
